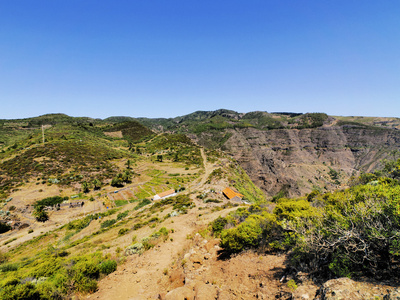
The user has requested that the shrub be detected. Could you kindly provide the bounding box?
[99,260,117,275]
[30,257,62,277]
[220,215,264,253]
[291,184,400,279]
[73,276,98,294]
[142,240,155,250]
[32,206,49,222]
[118,228,129,236]
[211,216,228,236]
[100,219,116,229]
[34,196,64,208]
[204,198,221,204]
[134,199,151,210]
[0,263,19,272]
[117,211,129,220]
[133,223,143,230]
[0,221,12,234]
[0,282,43,300]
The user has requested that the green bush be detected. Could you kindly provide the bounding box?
[73,276,98,294]
[32,207,49,222]
[99,260,117,275]
[100,219,116,229]
[0,263,19,272]
[117,211,129,220]
[0,221,12,234]
[211,216,227,236]
[0,282,43,300]
[220,215,263,253]
[30,257,63,278]
[291,184,400,279]
[34,196,64,208]
[134,199,151,210]
[118,228,129,236]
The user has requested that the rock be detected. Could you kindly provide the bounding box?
[218,290,232,300]
[204,253,211,260]
[194,283,218,300]
[385,290,400,299]
[156,292,166,300]
[165,286,195,300]
[204,240,220,252]
[169,269,185,289]
[190,253,203,265]
[320,277,399,300]
[296,271,309,283]
[18,223,30,230]
[275,291,293,300]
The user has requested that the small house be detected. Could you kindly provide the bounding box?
[153,189,176,201]
[222,187,244,201]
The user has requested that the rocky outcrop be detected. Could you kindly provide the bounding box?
[318,277,400,300]
[214,125,400,196]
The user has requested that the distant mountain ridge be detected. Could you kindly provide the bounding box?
[1,110,400,197]
[136,109,400,197]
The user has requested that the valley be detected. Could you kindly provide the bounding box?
[1,110,400,299]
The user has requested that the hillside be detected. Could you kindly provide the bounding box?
[139,110,400,197]
[0,116,270,299]
[1,111,400,299]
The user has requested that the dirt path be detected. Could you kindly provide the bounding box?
[86,150,226,300]
[187,148,215,192]
[86,206,234,300]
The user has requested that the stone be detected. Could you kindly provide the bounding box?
[194,283,219,300]
[169,269,185,289]
[320,277,400,300]
[190,253,203,265]
[165,286,195,300]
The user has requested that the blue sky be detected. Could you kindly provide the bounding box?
[1,1,399,119]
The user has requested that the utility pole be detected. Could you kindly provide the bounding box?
[42,125,45,144]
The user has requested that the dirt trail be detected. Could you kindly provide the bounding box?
[187,148,214,192]
[86,148,222,300]
[87,206,235,300]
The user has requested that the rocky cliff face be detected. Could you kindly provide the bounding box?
[199,125,400,197]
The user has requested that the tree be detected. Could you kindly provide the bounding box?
[126,159,132,169]
[0,221,12,234]
[93,179,102,190]
[33,206,49,222]
[82,181,90,193]
[122,170,132,183]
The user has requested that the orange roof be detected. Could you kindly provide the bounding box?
[222,187,244,200]
[157,189,176,198]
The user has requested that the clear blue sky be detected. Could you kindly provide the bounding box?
[1,1,399,119]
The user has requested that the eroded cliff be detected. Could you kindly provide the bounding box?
[200,125,400,197]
